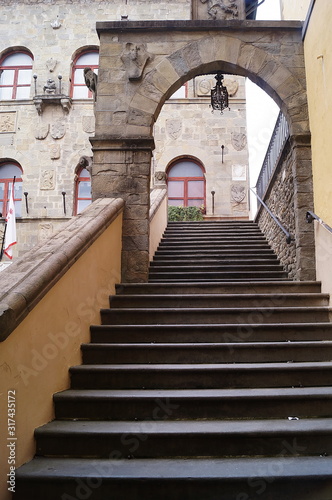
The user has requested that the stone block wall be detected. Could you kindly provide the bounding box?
[0,0,250,260]
[256,141,297,278]
[0,0,191,258]
[256,135,315,281]
[153,75,249,218]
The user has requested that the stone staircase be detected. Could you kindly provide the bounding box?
[14,221,332,499]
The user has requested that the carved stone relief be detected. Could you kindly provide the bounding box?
[50,143,60,160]
[76,156,93,175]
[195,75,239,97]
[196,77,213,96]
[40,170,55,190]
[46,58,58,73]
[51,17,61,29]
[39,223,53,241]
[121,43,153,81]
[82,116,95,134]
[166,119,182,139]
[231,184,246,203]
[154,171,167,185]
[231,131,247,151]
[35,124,50,140]
[224,77,239,97]
[201,0,239,20]
[43,79,57,95]
[0,112,16,133]
[51,120,66,139]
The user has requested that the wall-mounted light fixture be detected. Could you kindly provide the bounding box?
[211,189,215,215]
[62,191,66,215]
[211,73,230,114]
[24,192,29,214]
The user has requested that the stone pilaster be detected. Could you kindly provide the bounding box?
[290,133,316,281]
[90,136,155,283]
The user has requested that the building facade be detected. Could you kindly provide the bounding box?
[0,0,250,260]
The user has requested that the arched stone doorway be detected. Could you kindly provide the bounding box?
[91,19,312,282]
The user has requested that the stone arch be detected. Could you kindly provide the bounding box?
[92,20,311,282]
[95,24,307,139]
[130,37,305,136]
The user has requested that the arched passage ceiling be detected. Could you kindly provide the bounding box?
[96,20,308,139]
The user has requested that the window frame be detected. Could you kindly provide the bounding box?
[167,158,206,208]
[70,50,99,99]
[0,50,33,100]
[74,167,92,215]
[0,162,23,218]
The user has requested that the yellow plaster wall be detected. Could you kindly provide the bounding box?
[280,0,311,20]
[304,0,332,226]
[314,221,332,304]
[0,212,122,500]
[149,193,168,260]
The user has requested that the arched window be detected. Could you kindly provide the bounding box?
[71,51,99,99]
[74,167,91,214]
[0,51,33,100]
[0,162,23,217]
[167,159,206,207]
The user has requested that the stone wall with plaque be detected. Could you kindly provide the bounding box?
[153,74,249,219]
[0,0,249,259]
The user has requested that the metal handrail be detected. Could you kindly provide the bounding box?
[250,188,293,244]
[306,210,332,234]
[256,112,290,200]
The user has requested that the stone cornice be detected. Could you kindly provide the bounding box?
[90,136,155,151]
[97,20,303,35]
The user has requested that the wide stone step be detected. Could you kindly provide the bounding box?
[149,277,293,282]
[109,293,329,309]
[100,306,330,325]
[81,341,332,364]
[156,244,273,252]
[115,281,323,295]
[148,271,289,281]
[151,258,279,265]
[162,231,265,237]
[53,387,332,420]
[90,322,332,344]
[154,248,276,256]
[150,253,279,266]
[14,456,332,500]
[159,238,268,245]
[167,221,259,227]
[149,264,284,272]
[70,362,332,390]
[34,418,332,459]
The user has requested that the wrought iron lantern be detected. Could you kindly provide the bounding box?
[211,72,230,114]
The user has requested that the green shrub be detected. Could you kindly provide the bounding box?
[168,205,204,221]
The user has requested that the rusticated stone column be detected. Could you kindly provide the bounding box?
[290,134,316,281]
[90,136,155,283]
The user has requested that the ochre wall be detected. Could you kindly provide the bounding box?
[314,222,332,301]
[303,0,332,226]
[0,213,122,500]
[149,190,168,259]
